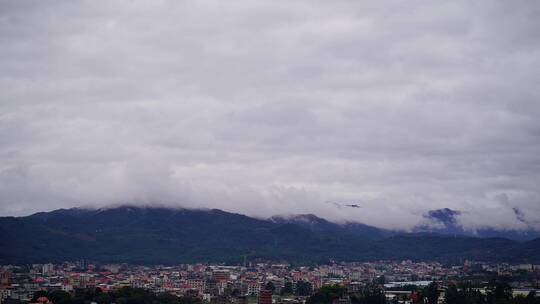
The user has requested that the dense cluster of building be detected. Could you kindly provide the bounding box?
[1,260,539,304]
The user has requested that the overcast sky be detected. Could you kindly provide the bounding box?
[1,1,539,231]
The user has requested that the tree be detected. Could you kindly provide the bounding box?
[296,280,313,297]
[29,286,203,304]
[230,288,241,297]
[444,282,488,304]
[306,285,346,304]
[265,281,276,293]
[445,284,460,304]
[486,280,512,304]
[494,282,512,301]
[424,282,439,304]
[281,281,293,295]
[48,290,72,304]
[32,290,49,302]
[350,284,385,304]
[374,275,385,285]
[92,292,112,304]
[524,291,540,304]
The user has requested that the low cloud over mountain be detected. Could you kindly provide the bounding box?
[1,1,540,231]
[1,206,539,264]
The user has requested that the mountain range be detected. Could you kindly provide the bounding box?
[414,208,540,241]
[1,206,539,265]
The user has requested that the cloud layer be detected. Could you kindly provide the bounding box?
[1,0,540,230]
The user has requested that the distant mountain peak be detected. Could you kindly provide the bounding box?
[415,207,540,241]
[425,208,461,226]
[269,214,331,227]
[2,205,540,264]
[282,214,324,222]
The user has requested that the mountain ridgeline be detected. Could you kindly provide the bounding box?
[0,206,539,265]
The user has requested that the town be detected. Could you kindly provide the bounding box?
[1,260,539,304]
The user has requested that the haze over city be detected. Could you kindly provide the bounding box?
[1,1,540,232]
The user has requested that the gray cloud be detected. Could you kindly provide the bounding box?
[1,0,540,231]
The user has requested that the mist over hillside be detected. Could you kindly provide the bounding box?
[2,1,540,234]
[1,206,539,265]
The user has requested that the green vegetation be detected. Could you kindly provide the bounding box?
[32,287,201,304]
[304,281,540,304]
[2,207,540,265]
[264,281,275,293]
[296,280,313,297]
[350,284,385,304]
[306,285,347,304]
[280,281,293,295]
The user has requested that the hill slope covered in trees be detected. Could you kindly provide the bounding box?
[1,206,539,264]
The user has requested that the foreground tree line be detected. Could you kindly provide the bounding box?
[27,281,540,304]
[306,281,540,304]
[31,287,201,304]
